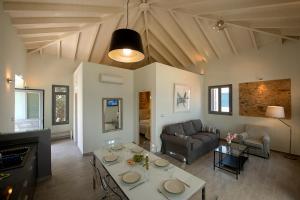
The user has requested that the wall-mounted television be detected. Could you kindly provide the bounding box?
[107,99,119,107]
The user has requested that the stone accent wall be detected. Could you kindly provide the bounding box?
[239,79,291,119]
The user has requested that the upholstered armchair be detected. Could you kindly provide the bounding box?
[238,124,270,158]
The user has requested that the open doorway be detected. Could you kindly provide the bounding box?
[15,88,44,132]
[138,91,151,151]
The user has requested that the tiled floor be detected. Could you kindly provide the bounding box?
[34,139,300,200]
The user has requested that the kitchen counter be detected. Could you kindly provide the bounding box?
[0,142,37,200]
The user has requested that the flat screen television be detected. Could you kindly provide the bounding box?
[107,99,118,107]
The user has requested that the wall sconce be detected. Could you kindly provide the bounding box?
[6,78,14,84]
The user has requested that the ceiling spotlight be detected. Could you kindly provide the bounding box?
[212,20,226,32]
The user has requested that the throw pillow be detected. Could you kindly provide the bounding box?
[182,121,197,136]
[165,123,185,135]
[191,119,203,132]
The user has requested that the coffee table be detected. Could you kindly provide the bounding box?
[213,143,249,179]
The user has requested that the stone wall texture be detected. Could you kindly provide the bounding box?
[239,79,291,119]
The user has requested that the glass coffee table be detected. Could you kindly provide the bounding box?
[213,143,249,179]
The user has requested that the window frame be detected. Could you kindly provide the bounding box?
[52,85,69,125]
[208,84,232,115]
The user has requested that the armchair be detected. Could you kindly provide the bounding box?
[238,124,270,158]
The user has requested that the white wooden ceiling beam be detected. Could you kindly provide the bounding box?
[149,29,186,68]
[57,41,61,59]
[88,24,101,62]
[149,9,195,66]
[25,42,49,50]
[155,0,206,9]
[182,0,300,15]
[169,10,207,62]
[22,35,59,43]
[143,10,151,63]
[129,10,142,29]
[223,28,238,55]
[149,45,171,66]
[3,2,121,14]
[12,17,103,25]
[241,20,300,29]
[195,16,299,42]
[217,8,300,22]
[193,17,220,58]
[28,13,123,54]
[280,28,300,36]
[249,31,258,50]
[74,32,81,60]
[149,39,179,68]
[17,27,79,35]
[100,15,124,63]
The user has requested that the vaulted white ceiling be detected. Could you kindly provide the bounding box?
[3,0,300,74]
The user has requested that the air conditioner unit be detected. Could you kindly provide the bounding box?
[99,74,123,85]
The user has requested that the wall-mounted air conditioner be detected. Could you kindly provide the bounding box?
[99,74,123,85]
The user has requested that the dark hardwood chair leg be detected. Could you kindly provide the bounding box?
[202,187,206,200]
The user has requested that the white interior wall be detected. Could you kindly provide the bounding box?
[73,64,84,153]
[154,63,204,150]
[26,55,79,136]
[133,63,157,145]
[0,8,27,133]
[134,63,204,151]
[77,62,134,154]
[203,42,300,155]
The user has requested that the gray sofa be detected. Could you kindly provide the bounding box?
[160,119,220,164]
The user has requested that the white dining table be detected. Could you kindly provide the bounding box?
[93,143,206,200]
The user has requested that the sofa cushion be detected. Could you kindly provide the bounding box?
[174,132,190,140]
[182,121,197,136]
[165,123,185,135]
[190,138,205,151]
[191,132,218,141]
[244,138,263,149]
[191,119,202,132]
[191,132,219,149]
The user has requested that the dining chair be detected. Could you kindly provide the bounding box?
[89,160,122,199]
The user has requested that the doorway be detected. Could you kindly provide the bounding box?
[138,91,151,150]
[15,89,44,132]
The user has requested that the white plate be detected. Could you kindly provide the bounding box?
[163,179,185,194]
[122,171,141,184]
[154,159,169,167]
[103,154,118,162]
[131,147,144,153]
[111,144,123,151]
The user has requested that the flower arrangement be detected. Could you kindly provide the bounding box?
[226,133,237,145]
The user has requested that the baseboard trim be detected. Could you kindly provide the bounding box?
[83,152,93,156]
[51,135,70,142]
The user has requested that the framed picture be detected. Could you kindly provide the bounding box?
[174,84,191,112]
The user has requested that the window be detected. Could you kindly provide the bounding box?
[52,85,69,125]
[208,84,232,115]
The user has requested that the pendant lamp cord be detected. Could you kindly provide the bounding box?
[126,0,129,28]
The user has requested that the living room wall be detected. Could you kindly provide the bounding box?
[0,8,27,133]
[26,55,79,138]
[203,42,300,155]
[134,63,205,151]
[74,62,135,154]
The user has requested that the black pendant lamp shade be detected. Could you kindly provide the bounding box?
[108,29,144,63]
